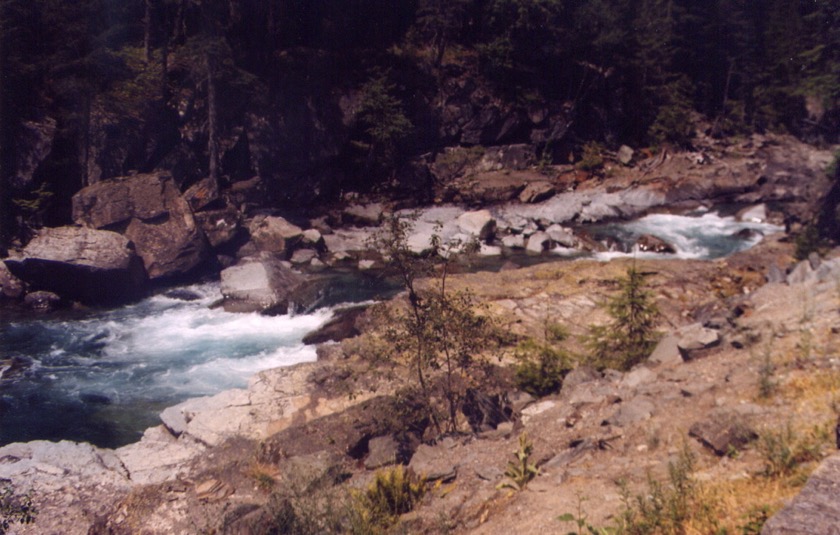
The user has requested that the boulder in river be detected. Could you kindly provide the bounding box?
[220,254,322,314]
[72,171,209,280]
[24,290,63,311]
[635,234,677,254]
[4,226,147,304]
[248,215,304,256]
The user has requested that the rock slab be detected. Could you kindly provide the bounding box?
[4,226,146,304]
[220,254,321,314]
[762,453,840,534]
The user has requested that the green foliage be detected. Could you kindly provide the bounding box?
[12,182,53,214]
[558,494,616,534]
[514,321,572,397]
[497,432,540,491]
[586,266,661,371]
[794,224,823,261]
[351,466,426,531]
[616,445,719,534]
[351,72,413,181]
[758,424,822,478]
[370,215,500,434]
[737,505,771,535]
[0,484,36,535]
[648,76,696,147]
[577,142,605,172]
[753,333,777,399]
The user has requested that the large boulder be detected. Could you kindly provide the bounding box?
[220,254,322,314]
[762,453,840,534]
[4,226,147,304]
[457,209,496,241]
[72,172,208,280]
[247,215,303,256]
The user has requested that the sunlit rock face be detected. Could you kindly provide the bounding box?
[3,226,147,304]
[72,171,209,280]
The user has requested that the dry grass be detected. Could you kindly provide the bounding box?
[707,476,799,533]
[247,461,281,492]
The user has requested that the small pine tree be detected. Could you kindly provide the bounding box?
[587,264,661,371]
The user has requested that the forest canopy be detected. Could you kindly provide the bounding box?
[1,0,838,246]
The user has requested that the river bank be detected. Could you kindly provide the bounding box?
[1,133,839,533]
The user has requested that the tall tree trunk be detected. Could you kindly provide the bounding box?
[144,0,153,63]
[82,90,92,187]
[206,52,219,184]
[160,31,169,105]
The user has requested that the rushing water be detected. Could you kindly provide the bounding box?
[0,210,783,449]
[582,209,783,260]
[0,285,333,448]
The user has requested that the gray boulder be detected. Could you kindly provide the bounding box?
[617,145,634,165]
[525,231,551,254]
[4,226,146,304]
[0,440,132,535]
[194,207,242,249]
[689,411,757,456]
[344,203,384,226]
[636,234,676,254]
[24,290,62,311]
[519,181,556,204]
[457,209,496,241]
[220,254,321,314]
[545,225,577,248]
[787,259,815,285]
[762,453,840,534]
[737,204,767,223]
[677,323,721,358]
[72,172,208,279]
[408,442,458,482]
[248,215,304,256]
[648,334,683,366]
[605,396,655,427]
[364,435,400,470]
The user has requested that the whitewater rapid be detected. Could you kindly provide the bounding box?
[0,284,332,447]
[582,210,784,260]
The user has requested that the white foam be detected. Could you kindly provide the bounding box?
[592,212,783,261]
[20,283,333,405]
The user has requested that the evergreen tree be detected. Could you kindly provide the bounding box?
[587,265,661,371]
[349,71,413,188]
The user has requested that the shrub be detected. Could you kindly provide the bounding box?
[514,339,572,397]
[586,265,661,371]
[758,424,822,478]
[498,433,540,491]
[577,142,605,172]
[351,466,426,530]
[616,445,719,534]
[369,214,501,434]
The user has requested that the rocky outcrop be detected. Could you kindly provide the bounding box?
[72,172,209,280]
[0,440,132,535]
[762,454,840,534]
[3,226,146,304]
[219,254,322,314]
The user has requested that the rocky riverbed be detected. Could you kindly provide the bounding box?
[1,133,839,533]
